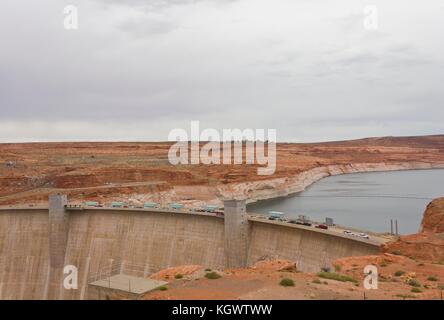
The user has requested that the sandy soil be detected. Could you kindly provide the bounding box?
[141,256,444,300]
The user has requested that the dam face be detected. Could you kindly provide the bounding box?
[0,199,379,299]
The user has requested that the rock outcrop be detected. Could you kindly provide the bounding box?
[420,198,444,234]
[383,197,444,262]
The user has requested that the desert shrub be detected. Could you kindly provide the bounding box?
[205,268,212,272]
[205,272,221,280]
[427,275,438,281]
[411,287,422,293]
[394,270,405,277]
[408,279,421,287]
[391,250,402,255]
[174,274,183,279]
[317,272,358,283]
[312,278,321,284]
[334,264,341,272]
[279,278,295,287]
[158,286,168,291]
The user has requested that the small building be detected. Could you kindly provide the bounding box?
[88,274,168,300]
[325,217,334,226]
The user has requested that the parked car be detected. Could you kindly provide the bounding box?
[357,233,370,239]
[315,224,328,230]
[343,230,353,235]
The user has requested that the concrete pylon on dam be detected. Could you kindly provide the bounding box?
[223,199,249,268]
[48,194,69,299]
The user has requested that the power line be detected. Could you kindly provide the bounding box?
[295,194,434,200]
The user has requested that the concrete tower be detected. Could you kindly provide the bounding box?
[48,194,69,299]
[223,199,249,268]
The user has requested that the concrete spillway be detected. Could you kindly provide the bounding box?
[0,198,380,299]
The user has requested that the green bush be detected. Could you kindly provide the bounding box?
[174,274,183,279]
[205,268,212,272]
[394,270,405,277]
[427,275,438,281]
[317,272,358,283]
[279,278,295,287]
[312,278,321,284]
[411,287,422,293]
[408,279,421,287]
[205,272,221,280]
[334,264,341,272]
[159,286,168,291]
[392,250,402,255]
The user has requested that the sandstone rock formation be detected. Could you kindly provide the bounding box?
[383,197,444,262]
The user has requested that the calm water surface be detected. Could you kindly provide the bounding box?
[248,169,444,234]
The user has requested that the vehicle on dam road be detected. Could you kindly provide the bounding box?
[315,224,328,230]
[268,211,285,221]
[357,232,370,239]
[343,230,370,239]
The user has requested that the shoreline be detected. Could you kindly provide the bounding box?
[217,162,444,205]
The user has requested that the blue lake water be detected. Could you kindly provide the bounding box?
[247,169,444,234]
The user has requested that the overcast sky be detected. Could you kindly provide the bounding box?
[1,0,443,142]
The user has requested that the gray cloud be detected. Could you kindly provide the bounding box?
[0,0,443,142]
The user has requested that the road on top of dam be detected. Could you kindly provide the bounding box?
[0,204,390,246]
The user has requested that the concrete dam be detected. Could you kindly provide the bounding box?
[0,196,380,299]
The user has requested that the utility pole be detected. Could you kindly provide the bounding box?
[390,219,393,235]
[395,220,398,236]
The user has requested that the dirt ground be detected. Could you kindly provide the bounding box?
[141,257,444,300]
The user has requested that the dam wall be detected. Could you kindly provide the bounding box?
[0,209,50,299]
[0,202,379,299]
[247,219,378,273]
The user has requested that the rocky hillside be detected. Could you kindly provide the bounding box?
[1,135,444,206]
